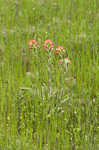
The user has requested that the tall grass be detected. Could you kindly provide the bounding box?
[0,0,99,149]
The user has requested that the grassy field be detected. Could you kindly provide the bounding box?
[0,0,99,149]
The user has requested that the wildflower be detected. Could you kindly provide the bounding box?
[55,46,65,55]
[43,40,54,50]
[64,57,71,64]
[29,40,38,49]
[58,57,71,65]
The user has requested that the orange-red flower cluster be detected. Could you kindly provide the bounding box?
[28,39,71,65]
[55,46,65,54]
[43,40,54,51]
[58,57,71,65]
[29,40,38,49]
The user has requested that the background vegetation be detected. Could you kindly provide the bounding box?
[0,0,99,149]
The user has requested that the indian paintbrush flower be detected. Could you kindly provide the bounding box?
[58,57,71,66]
[55,46,65,55]
[43,40,54,50]
[29,40,38,49]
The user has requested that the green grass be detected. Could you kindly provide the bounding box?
[0,0,99,149]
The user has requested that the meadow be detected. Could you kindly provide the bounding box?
[0,0,99,149]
